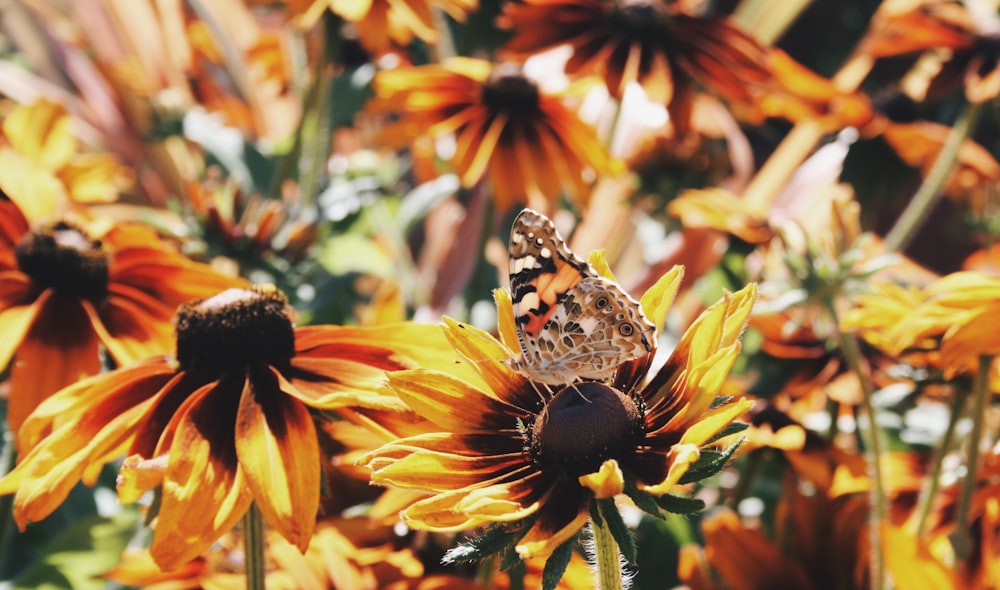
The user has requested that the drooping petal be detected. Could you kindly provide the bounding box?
[578,459,624,499]
[369,445,530,492]
[235,366,320,552]
[0,284,44,373]
[8,294,102,433]
[90,283,176,364]
[515,479,591,559]
[0,362,175,526]
[152,379,253,570]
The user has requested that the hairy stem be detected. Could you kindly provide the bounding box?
[591,515,624,590]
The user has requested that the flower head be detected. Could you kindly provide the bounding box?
[0,199,244,432]
[0,285,456,569]
[366,57,615,212]
[362,264,756,562]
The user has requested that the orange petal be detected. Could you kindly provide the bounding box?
[0,292,43,376]
[386,369,522,433]
[151,383,252,570]
[235,367,319,552]
[8,294,101,434]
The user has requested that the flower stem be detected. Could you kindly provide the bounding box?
[883,100,983,252]
[0,429,17,575]
[591,516,624,590]
[826,301,886,590]
[244,503,266,590]
[912,386,969,537]
[950,355,992,561]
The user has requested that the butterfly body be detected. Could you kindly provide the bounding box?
[506,208,656,385]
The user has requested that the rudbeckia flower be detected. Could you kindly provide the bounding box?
[0,99,131,209]
[0,285,458,569]
[365,57,616,212]
[0,198,244,432]
[362,265,756,566]
[498,0,770,107]
[285,0,477,55]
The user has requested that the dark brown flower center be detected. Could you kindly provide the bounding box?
[15,221,109,301]
[174,285,296,372]
[610,0,671,42]
[529,382,644,477]
[481,63,540,115]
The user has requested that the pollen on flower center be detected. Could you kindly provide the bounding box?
[481,63,540,115]
[530,382,644,478]
[15,221,110,301]
[174,285,296,372]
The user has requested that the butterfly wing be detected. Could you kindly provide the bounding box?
[507,208,656,385]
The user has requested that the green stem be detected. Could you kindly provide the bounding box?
[591,516,623,590]
[0,429,17,576]
[244,503,266,590]
[950,355,992,561]
[913,386,969,537]
[883,100,983,252]
[826,301,886,590]
[730,449,767,507]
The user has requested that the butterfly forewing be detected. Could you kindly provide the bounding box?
[506,208,656,385]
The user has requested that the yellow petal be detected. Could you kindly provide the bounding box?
[578,459,624,499]
[640,265,685,332]
[516,509,591,560]
[638,443,701,496]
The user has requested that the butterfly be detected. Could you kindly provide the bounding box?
[504,208,656,385]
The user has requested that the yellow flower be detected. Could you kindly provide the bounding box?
[0,199,244,432]
[362,265,756,561]
[0,285,456,570]
[0,100,131,211]
[366,57,616,213]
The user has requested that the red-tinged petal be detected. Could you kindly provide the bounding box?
[281,359,407,410]
[128,371,213,459]
[152,381,253,570]
[294,323,455,373]
[90,283,176,364]
[386,369,523,433]
[235,366,319,552]
[0,270,35,307]
[369,446,530,492]
[515,479,591,559]
[0,292,44,375]
[14,359,174,454]
[8,294,102,433]
[637,443,700,496]
[1,370,171,526]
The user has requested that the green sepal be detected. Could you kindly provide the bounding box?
[678,435,747,484]
[443,519,532,565]
[706,421,749,445]
[656,493,706,514]
[622,478,666,518]
[542,537,576,590]
[596,498,638,565]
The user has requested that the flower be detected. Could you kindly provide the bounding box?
[0,100,132,209]
[105,517,427,589]
[365,57,616,213]
[849,271,1000,378]
[0,285,457,569]
[678,475,957,590]
[0,199,244,432]
[286,0,477,55]
[362,264,756,563]
[498,0,770,108]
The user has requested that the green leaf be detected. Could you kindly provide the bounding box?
[13,513,136,590]
[656,493,706,515]
[679,435,747,484]
[541,537,575,590]
[597,499,638,566]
